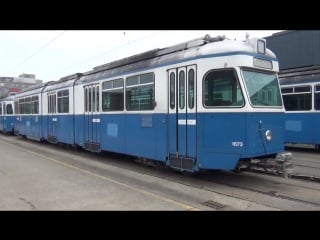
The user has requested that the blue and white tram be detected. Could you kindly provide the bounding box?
[279,65,320,150]
[12,34,290,173]
[14,83,49,139]
[0,96,15,134]
[71,34,287,172]
[42,74,81,144]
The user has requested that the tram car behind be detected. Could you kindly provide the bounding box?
[0,96,15,134]
[279,65,320,150]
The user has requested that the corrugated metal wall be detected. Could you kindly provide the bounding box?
[265,30,320,70]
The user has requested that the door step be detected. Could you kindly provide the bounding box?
[169,155,195,172]
[84,141,100,152]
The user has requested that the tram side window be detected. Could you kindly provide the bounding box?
[6,104,13,115]
[0,104,2,115]
[19,99,25,114]
[179,70,185,109]
[96,86,99,112]
[315,85,320,110]
[126,73,155,111]
[102,79,124,111]
[15,100,19,114]
[282,86,311,111]
[24,97,31,114]
[169,72,175,110]
[203,69,244,107]
[48,95,57,114]
[31,96,39,114]
[57,90,69,113]
[188,69,195,109]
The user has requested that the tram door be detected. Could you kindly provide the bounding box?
[48,93,57,143]
[168,65,197,171]
[84,85,100,152]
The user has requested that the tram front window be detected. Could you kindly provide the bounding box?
[242,69,282,107]
[203,69,244,107]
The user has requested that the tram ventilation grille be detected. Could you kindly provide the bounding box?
[201,200,227,210]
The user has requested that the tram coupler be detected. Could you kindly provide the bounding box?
[249,152,295,178]
[275,152,295,178]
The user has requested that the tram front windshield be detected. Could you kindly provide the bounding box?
[242,69,282,107]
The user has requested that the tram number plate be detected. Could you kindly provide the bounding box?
[232,142,243,147]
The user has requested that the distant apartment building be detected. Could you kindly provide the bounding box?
[0,73,43,98]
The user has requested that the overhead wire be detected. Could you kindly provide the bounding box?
[54,32,159,76]
[7,31,67,74]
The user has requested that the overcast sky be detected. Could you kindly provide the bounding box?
[0,30,282,82]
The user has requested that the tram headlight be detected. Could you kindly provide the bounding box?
[265,130,272,141]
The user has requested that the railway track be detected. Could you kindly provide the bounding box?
[2,134,320,210]
[128,162,320,210]
[232,145,320,183]
[283,145,320,182]
[58,145,320,209]
[248,166,320,183]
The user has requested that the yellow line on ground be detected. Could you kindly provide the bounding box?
[1,138,200,210]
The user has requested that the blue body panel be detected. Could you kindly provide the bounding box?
[284,112,320,145]
[14,116,20,135]
[76,111,284,171]
[100,115,126,153]
[245,113,284,156]
[5,116,15,133]
[0,115,14,133]
[197,112,284,170]
[42,115,74,144]
[15,115,42,139]
[75,113,168,161]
